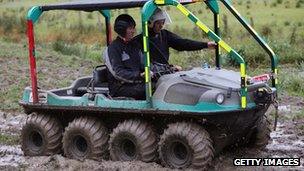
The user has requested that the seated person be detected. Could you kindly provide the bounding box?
[103,14,146,100]
[135,8,217,71]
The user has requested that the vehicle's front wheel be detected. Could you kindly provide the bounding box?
[249,115,271,149]
[159,122,214,170]
[109,119,157,162]
[63,116,109,161]
[21,113,63,156]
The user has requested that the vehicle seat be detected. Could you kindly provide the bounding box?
[75,65,109,96]
[91,65,109,94]
[93,65,108,86]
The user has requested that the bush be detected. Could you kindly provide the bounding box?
[87,13,93,19]
[272,41,304,64]
[0,13,14,33]
[52,41,84,56]
[261,25,272,37]
[276,0,283,4]
[271,2,277,7]
[280,73,304,97]
[284,21,290,26]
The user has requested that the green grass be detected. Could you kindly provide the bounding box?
[0,40,96,111]
[0,133,19,145]
[293,110,304,120]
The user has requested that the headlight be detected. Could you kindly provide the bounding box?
[216,93,225,104]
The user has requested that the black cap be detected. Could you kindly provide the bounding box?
[114,14,136,37]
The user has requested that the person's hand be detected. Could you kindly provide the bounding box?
[140,71,154,78]
[172,65,182,71]
[207,41,217,49]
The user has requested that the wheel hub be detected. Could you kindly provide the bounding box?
[120,138,136,160]
[73,135,88,155]
[30,131,43,149]
[168,140,192,167]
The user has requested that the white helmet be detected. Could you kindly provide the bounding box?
[149,8,172,25]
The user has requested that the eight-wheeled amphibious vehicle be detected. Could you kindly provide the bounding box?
[20,0,278,169]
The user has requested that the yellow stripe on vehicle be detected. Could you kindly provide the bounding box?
[145,22,148,36]
[196,21,209,33]
[241,96,247,108]
[218,40,232,52]
[146,52,150,67]
[274,68,278,74]
[143,36,147,52]
[177,4,189,16]
[154,0,165,4]
[145,67,149,83]
[240,63,245,77]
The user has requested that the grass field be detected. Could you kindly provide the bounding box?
[0,0,303,64]
[0,0,304,111]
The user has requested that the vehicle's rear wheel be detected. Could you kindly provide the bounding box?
[21,113,63,156]
[109,119,157,162]
[159,122,214,170]
[63,116,108,161]
[249,115,271,149]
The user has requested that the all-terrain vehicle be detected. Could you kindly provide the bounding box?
[20,0,278,169]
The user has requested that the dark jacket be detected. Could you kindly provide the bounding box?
[104,37,145,98]
[135,29,208,64]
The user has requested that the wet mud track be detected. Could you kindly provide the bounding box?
[0,109,303,170]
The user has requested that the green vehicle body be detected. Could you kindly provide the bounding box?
[21,0,278,158]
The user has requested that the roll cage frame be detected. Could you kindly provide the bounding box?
[27,0,278,109]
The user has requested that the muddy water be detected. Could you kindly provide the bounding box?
[0,110,303,170]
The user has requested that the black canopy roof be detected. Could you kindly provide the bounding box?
[41,0,196,12]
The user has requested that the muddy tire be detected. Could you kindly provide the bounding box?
[250,115,271,149]
[63,116,109,161]
[159,122,214,170]
[109,119,157,162]
[21,113,63,156]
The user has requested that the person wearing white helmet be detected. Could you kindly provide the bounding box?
[138,8,217,71]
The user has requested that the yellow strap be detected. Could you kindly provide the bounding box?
[177,4,189,16]
[154,0,165,4]
[241,96,246,108]
[143,36,147,52]
[145,67,149,83]
[240,63,245,77]
[196,21,209,33]
[218,40,232,52]
[144,22,148,36]
[146,51,150,67]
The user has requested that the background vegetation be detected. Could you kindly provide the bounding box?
[0,0,303,111]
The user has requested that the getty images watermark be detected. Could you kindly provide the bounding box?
[233,158,301,166]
